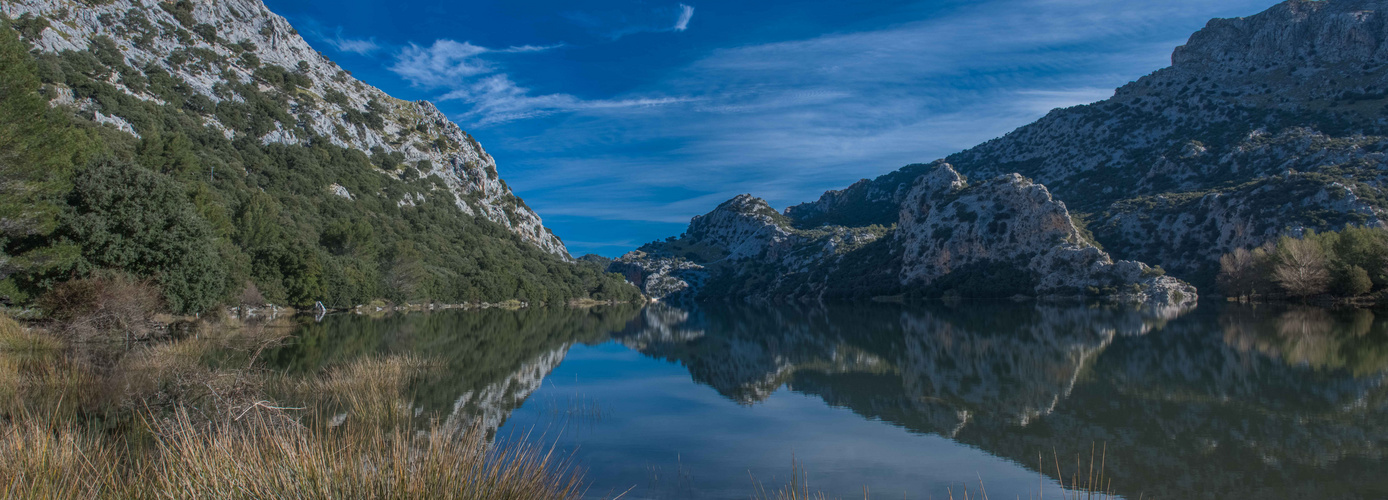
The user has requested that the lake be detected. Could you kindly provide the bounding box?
[265,301,1388,499]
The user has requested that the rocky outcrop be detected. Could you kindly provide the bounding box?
[897,163,1197,306]
[619,163,1195,306]
[608,251,706,304]
[618,193,896,302]
[783,163,932,229]
[2,0,568,257]
[684,195,797,261]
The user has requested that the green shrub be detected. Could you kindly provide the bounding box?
[1331,264,1373,297]
[60,158,229,314]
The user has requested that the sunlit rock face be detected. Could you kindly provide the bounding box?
[615,194,894,302]
[897,162,1198,306]
[608,251,707,304]
[4,0,568,257]
[622,162,1197,306]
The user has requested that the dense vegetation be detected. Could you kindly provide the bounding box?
[0,18,640,314]
[1217,226,1388,301]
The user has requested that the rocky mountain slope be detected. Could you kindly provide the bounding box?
[2,0,567,256]
[620,0,1388,302]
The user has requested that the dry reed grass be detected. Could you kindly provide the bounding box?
[1,409,584,500]
[295,354,435,428]
[0,414,121,498]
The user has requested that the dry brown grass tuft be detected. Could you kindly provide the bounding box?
[296,354,435,428]
[0,416,121,498]
[138,410,583,499]
[0,314,62,354]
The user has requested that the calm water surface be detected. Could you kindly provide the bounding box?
[266,302,1388,499]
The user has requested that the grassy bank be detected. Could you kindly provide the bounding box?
[0,312,584,499]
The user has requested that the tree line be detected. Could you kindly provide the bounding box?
[1218,226,1388,301]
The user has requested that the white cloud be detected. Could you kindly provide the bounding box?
[390,40,493,88]
[440,74,691,125]
[674,4,695,32]
[328,37,380,55]
[565,3,697,40]
[312,26,381,55]
[390,39,686,124]
[501,44,566,53]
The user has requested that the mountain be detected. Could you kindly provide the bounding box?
[621,0,1388,304]
[7,0,565,255]
[0,0,641,311]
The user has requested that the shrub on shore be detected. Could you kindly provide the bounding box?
[37,272,162,344]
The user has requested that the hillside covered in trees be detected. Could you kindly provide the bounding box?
[0,12,641,314]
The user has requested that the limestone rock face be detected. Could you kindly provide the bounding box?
[618,193,894,302]
[608,251,706,304]
[3,0,568,257]
[685,195,796,262]
[897,163,1197,306]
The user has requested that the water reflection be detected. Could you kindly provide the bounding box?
[614,302,1388,498]
[270,301,1388,498]
[264,305,642,436]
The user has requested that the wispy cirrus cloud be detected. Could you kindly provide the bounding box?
[389,39,686,124]
[565,3,696,40]
[390,40,494,87]
[439,74,691,124]
[674,4,695,32]
[296,20,382,56]
[325,30,381,55]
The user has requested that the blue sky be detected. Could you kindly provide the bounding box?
[262,0,1282,257]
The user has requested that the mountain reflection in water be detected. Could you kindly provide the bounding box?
[267,302,1388,499]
